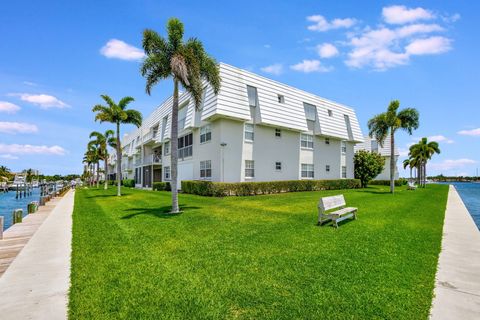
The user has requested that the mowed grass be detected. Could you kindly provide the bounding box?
[69,184,448,319]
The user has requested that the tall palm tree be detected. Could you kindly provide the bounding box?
[368,100,419,193]
[141,18,221,213]
[409,138,440,187]
[89,130,116,190]
[92,95,142,196]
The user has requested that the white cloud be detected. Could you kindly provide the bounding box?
[263,44,271,49]
[345,24,450,70]
[290,60,332,73]
[260,63,283,75]
[427,135,454,144]
[0,144,66,155]
[100,39,145,61]
[0,101,21,114]
[398,147,409,157]
[382,5,435,25]
[429,159,476,171]
[0,154,19,160]
[405,36,452,55]
[0,122,38,134]
[23,81,38,86]
[317,43,339,58]
[307,15,356,32]
[9,93,69,109]
[458,128,480,136]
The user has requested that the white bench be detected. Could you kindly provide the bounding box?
[318,195,357,228]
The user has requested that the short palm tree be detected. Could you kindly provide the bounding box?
[92,95,142,196]
[141,18,221,213]
[409,137,440,187]
[368,100,419,193]
[89,130,116,190]
[83,145,99,187]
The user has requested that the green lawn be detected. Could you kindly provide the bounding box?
[69,184,448,319]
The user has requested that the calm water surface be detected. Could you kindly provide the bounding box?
[0,188,40,230]
[448,182,480,229]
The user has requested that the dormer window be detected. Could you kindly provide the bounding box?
[304,103,317,121]
[325,137,330,145]
[328,109,333,117]
[278,94,285,103]
[247,85,258,108]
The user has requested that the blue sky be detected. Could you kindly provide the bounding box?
[0,1,479,176]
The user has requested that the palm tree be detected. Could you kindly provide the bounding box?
[92,95,142,196]
[89,130,116,190]
[83,146,99,187]
[141,18,221,213]
[368,100,419,193]
[409,138,440,187]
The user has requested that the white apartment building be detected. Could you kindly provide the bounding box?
[354,135,399,180]
[108,63,364,188]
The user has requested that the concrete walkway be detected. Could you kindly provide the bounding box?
[430,185,480,319]
[0,189,74,320]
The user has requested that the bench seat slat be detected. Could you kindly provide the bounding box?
[318,195,357,228]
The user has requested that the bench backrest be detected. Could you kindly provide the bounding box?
[318,195,346,213]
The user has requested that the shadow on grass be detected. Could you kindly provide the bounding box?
[356,187,393,195]
[121,205,201,220]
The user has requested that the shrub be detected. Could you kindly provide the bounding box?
[369,180,404,187]
[153,182,171,191]
[122,179,135,188]
[181,179,361,197]
[354,150,385,187]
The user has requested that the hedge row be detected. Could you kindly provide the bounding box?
[122,179,135,188]
[369,179,408,187]
[153,182,171,191]
[181,179,361,197]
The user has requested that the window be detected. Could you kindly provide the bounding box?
[164,166,171,180]
[199,88,207,110]
[278,94,285,103]
[245,160,255,178]
[275,128,282,137]
[301,164,314,178]
[275,161,282,171]
[245,123,254,141]
[341,141,347,154]
[342,166,347,178]
[178,133,193,159]
[301,133,314,149]
[200,125,212,143]
[164,141,170,155]
[328,109,333,117]
[247,85,258,107]
[200,160,212,179]
[152,124,159,139]
[325,137,330,145]
[161,116,168,140]
[178,105,187,129]
[304,103,317,121]
[326,165,330,172]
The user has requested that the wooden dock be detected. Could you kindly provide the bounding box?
[0,196,62,276]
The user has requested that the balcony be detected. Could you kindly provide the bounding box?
[141,154,162,166]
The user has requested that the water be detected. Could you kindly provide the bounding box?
[449,182,480,229]
[0,188,40,230]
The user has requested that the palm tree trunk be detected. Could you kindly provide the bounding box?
[390,130,395,193]
[96,161,100,188]
[116,122,122,196]
[104,156,108,190]
[170,79,180,213]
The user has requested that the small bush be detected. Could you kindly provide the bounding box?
[153,182,171,191]
[181,179,361,197]
[122,179,135,188]
[369,179,404,187]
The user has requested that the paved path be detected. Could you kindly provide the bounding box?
[430,185,480,319]
[0,196,62,276]
[0,189,74,320]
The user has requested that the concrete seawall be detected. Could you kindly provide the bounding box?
[430,185,480,319]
